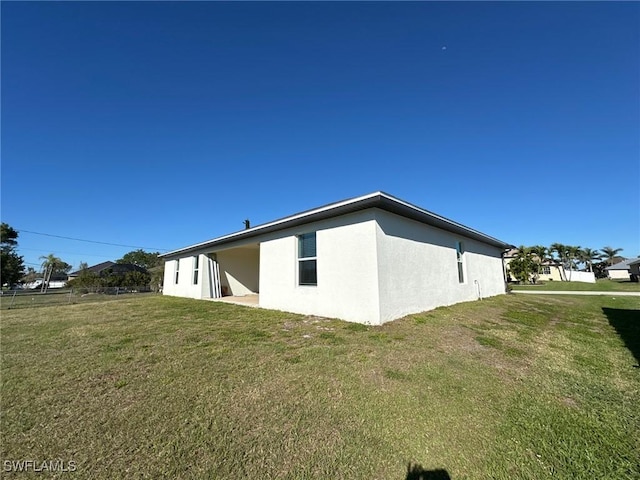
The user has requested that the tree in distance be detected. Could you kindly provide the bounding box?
[601,246,623,266]
[39,254,72,276]
[117,249,162,270]
[1,223,25,287]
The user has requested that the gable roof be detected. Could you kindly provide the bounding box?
[69,261,147,276]
[606,258,634,270]
[69,261,115,276]
[161,192,511,259]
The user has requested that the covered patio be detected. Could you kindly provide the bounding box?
[212,293,260,307]
[205,243,260,300]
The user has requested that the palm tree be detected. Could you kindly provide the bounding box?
[531,245,548,262]
[529,245,548,282]
[580,248,601,272]
[550,243,566,262]
[40,253,64,271]
[601,246,623,266]
[566,245,582,280]
[39,254,64,293]
[550,243,568,281]
[510,246,536,283]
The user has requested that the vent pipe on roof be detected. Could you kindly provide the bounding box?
[244,219,250,230]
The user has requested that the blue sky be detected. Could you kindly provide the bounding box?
[2,1,639,271]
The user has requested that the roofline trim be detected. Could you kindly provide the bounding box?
[160,191,511,258]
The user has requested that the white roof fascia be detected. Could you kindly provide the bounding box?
[160,191,511,258]
[160,192,382,258]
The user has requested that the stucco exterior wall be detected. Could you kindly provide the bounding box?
[259,210,381,324]
[217,246,259,296]
[162,207,508,324]
[537,266,564,282]
[375,210,506,323]
[608,269,630,280]
[563,270,596,283]
[163,255,211,299]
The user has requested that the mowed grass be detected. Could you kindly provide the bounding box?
[1,294,638,479]
[511,278,640,292]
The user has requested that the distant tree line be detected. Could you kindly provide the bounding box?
[67,268,151,291]
[116,249,163,270]
[68,249,164,291]
[0,222,165,292]
[508,244,626,284]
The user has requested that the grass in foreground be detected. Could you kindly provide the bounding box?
[511,278,640,292]
[1,295,638,479]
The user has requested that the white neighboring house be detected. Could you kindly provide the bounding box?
[628,258,640,280]
[24,276,67,289]
[605,259,633,280]
[160,192,512,325]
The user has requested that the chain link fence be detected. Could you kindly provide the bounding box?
[0,287,157,310]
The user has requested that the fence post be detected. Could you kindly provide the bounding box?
[9,291,17,309]
[68,289,73,304]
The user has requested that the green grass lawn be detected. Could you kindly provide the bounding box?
[511,278,640,292]
[1,295,638,479]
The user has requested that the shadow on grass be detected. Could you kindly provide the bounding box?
[603,307,640,367]
[406,463,451,479]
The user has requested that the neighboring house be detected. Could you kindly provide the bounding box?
[606,259,633,280]
[160,192,512,325]
[503,249,565,282]
[540,264,565,281]
[628,258,640,280]
[503,249,596,283]
[25,274,68,289]
[68,261,147,281]
[68,261,115,281]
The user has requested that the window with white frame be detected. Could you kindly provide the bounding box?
[541,266,551,275]
[456,241,465,283]
[193,255,199,285]
[298,232,317,286]
[175,259,180,284]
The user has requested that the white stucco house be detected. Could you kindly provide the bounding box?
[629,258,640,278]
[605,259,633,280]
[160,192,512,325]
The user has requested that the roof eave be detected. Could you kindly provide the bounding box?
[160,192,511,258]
